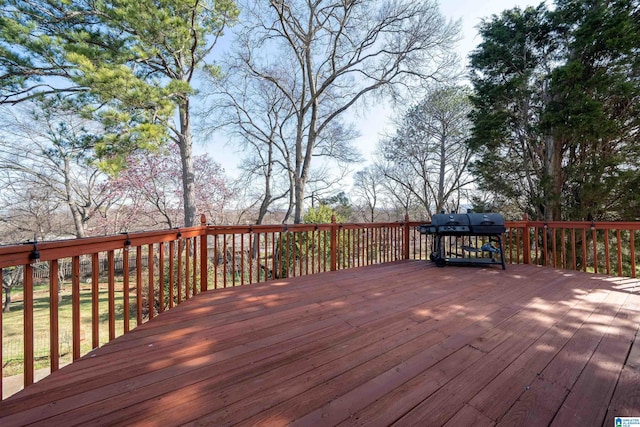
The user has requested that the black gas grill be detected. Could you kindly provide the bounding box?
[419,212,506,269]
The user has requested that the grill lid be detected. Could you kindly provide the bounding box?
[422,212,505,235]
[467,213,505,234]
[429,213,471,234]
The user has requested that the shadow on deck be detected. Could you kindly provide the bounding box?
[1,260,640,426]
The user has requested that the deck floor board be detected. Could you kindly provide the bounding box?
[1,260,639,426]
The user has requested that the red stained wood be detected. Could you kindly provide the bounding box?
[445,404,495,427]
[497,377,568,426]
[23,265,34,387]
[49,260,59,372]
[71,256,80,361]
[1,261,640,426]
[91,253,99,349]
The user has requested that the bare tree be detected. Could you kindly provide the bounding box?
[201,74,296,224]
[379,175,422,221]
[218,0,459,223]
[378,85,474,218]
[351,166,383,222]
[0,100,113,239]
[202,48,361,224]
[0,179,71,242]
[2,266,22,312]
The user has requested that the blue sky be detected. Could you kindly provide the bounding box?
[349,0,542,163]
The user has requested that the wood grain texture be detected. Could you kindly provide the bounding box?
[1,261,639,426]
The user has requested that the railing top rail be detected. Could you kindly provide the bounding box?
[206,223,333,234]
[206,221,408,235]
[0,225,206,268]
[410,219,640,231]
[521,220,640,230]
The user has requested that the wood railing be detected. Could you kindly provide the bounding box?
[1,215,639,399]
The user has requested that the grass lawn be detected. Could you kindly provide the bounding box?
[3,264,283,381]
[2,280,139,377]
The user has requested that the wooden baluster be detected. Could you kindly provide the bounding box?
[177,240,183,303]
[604,229,610,275]
[91,253,100,349]
[561,229,566,270]
[72,256,81,360]
[582,228,587,272]
[123,247,130,332]
[191,238,197,295]
[136,247,143,325]
[249,232,254,284]
[311,229,316,274]
[517,228,522,264]
[149,244,156,318]
[200,215,208,292]
[631,231,636,278]
[222,234,227,288]
[543,226,548,267]
[551,228,556,268]
[301,230,306,276]
[232,233,237,286]
[592,228,598,274]
[243,232,248,285]
[213,235,218,289]
[534,227,539,265]
[158,244,164,312]
[571,228,577,271]
[49,261,59,373]
[185,239,191,297]
[23,263,34,387]
[616,229,623,276]
[168,241,175,308]
[107,250,115,340]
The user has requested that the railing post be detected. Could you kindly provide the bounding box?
[200,214,208,292]
[403,214,410,260]
[522,213,531,264]
[330,215,337,271]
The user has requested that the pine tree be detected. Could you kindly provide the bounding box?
[0,0,239,226]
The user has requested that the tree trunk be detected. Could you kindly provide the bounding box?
[283,176,295,224]
[544,134,564,221]
[69,206,86,238]
[64,158,87,238]
[293,176,305,224]
[3,287,10,312]
[256,139,274,225]
[437,133,446,212]
[178,99,197,227]
[294,121,317,224]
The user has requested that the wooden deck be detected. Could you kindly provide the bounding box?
[1,260,640,426]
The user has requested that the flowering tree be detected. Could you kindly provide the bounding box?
[106,146,233,230]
